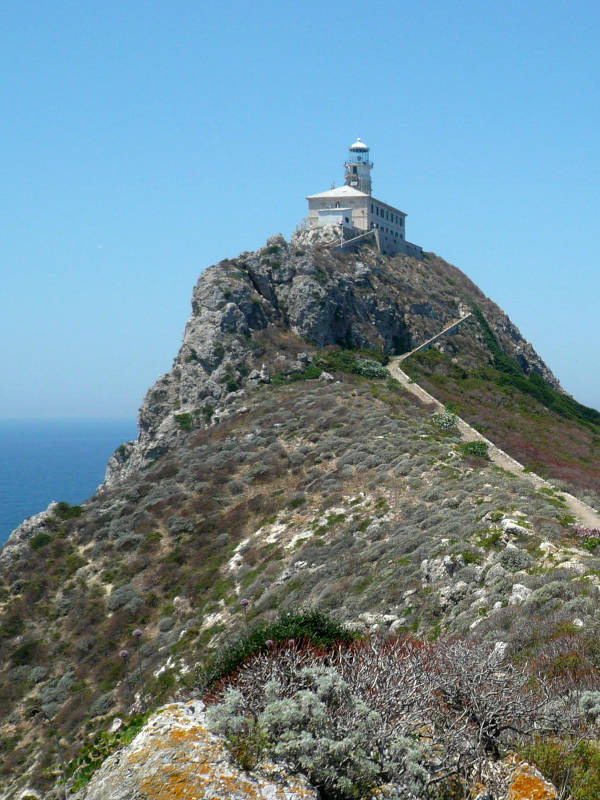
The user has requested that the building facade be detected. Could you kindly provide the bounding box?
[306,138,423,259]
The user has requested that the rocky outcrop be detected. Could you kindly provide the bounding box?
[102,227,559,488]
[73,702,318,800]
[0,502,57,568]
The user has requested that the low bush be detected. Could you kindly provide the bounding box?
[174,413,194,431]
[432,411,457,431]
[198,610,357,690]
[29,532,52,550]
[207,636,565,800]
[315,348,389,379]
[55,501,84,520]
[459,441,489,459]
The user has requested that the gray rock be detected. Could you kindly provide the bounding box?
[319,371,335,382]
[158,616,175,632]
[438,580,469,609]
[485,563,507,584]
[89,691,116,718]
[501,518,530,536]
[421,555,464,584]
[509,583,532,605]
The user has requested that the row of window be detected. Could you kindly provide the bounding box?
[370,203,403,226]
[372,223,404,239]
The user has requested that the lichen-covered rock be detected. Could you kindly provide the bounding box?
[73,702,319,800]
[507,761,557,799]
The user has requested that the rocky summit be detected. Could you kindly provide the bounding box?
[2,226,600,799]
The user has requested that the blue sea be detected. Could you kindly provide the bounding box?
[0,419,137,546]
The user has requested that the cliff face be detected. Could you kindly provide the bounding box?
[104,227,558,487]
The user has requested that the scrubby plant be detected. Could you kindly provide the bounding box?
[198,610,357,690]
[55,501,83,520]
[29,532,52,550]
[207,660,428,799]
[354,358,388,379]
[458,440,489,459]
[206,636,564,798]
[575,527,600,551]
[315,348,389,379]
[174,412,194,431]
[431,411,457,431]
[67,712,150,791]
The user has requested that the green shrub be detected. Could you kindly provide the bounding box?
[10,639,41,666]
[29,532,52,550]
[55,501,83,520]
[174,413,194,431]
[459,440,489,459]
[432,411,457,431]
[316,348,389,379]
[559,513,576,529]
[271,364,322,385]
[200,404,215,423]
[262,244,281,256]
[472,303,600,432]
[198,610,357,689]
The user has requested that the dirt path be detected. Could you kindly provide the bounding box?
[389,359,600,528]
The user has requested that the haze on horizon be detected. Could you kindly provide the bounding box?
[1,0,599,419]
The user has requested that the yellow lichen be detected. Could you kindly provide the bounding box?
[508,763,557,800]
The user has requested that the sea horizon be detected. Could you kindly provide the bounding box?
[0,418,137,545]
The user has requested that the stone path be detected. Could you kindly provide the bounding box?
[388,359,600,529]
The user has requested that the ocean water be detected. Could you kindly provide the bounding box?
[0,419,137,546]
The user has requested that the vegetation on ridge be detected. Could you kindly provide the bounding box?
[2,239,600,797]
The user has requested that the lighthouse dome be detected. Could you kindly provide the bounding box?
[349,137,369,152]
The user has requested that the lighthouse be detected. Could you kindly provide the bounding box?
[344,138,373,194]
[305,139,423,259]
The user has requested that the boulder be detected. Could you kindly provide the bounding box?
[509,584,532,606]
[73,702,318,800]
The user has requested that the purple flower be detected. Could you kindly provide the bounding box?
[119,649,130,661]
[240,598,250,608]
[265,639,274,648]
[287,639,295,647]
[133,629,143,640]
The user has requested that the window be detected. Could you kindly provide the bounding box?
[352,165,357,174]
[371,203,373,212]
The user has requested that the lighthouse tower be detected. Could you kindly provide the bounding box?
[344,138,373,195]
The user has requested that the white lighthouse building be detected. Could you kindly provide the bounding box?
[306,138,423,259]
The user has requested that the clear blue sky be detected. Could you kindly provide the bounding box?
[1,0,599,419]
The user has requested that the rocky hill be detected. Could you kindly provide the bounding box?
[2,227,600,799]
